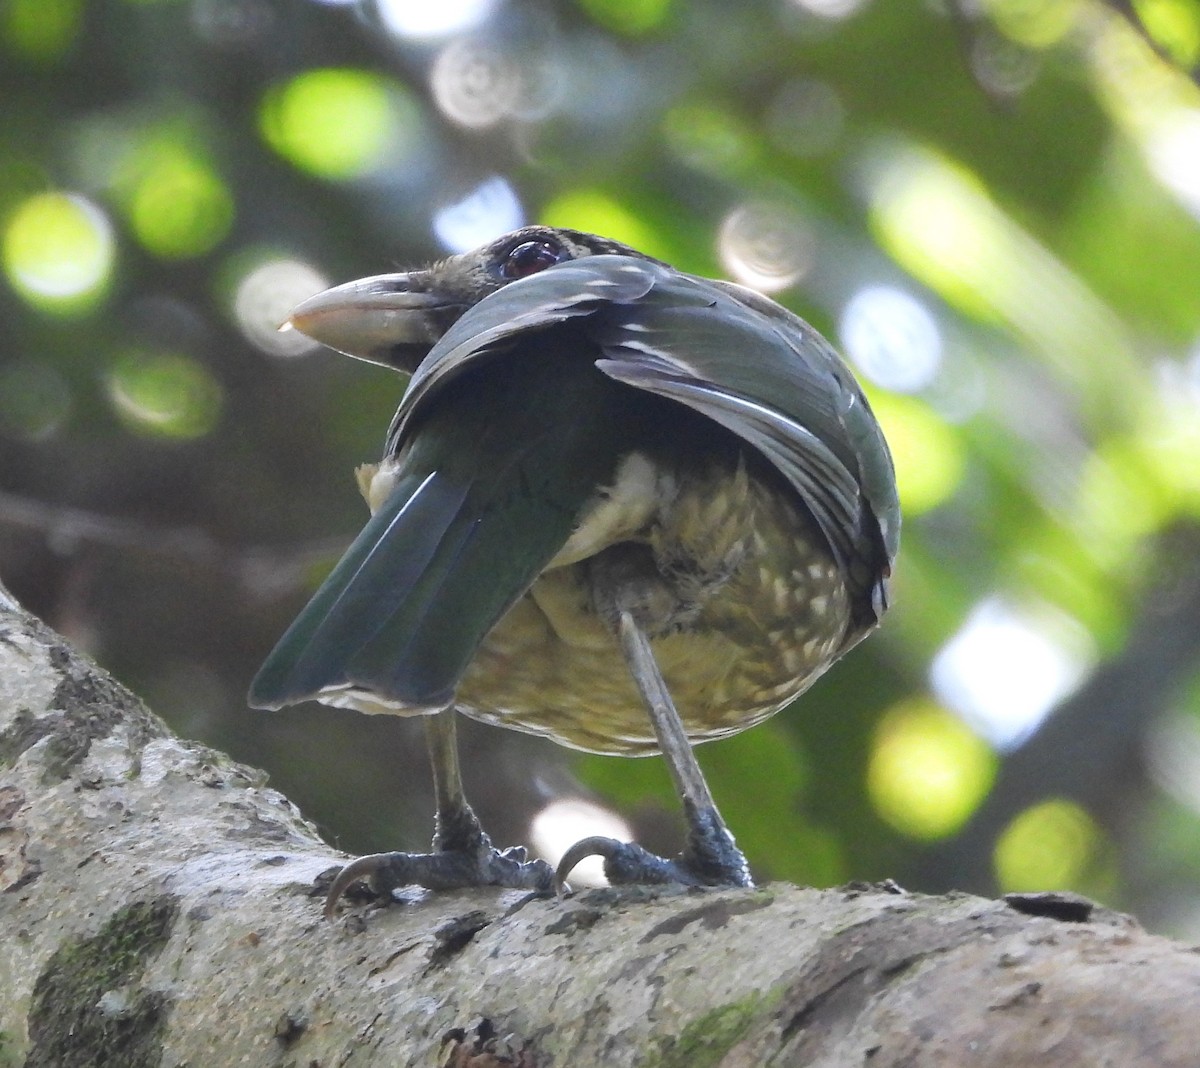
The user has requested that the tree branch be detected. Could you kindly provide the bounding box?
[2,600,1200,1065]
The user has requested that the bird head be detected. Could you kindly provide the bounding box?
[287,226,657,373]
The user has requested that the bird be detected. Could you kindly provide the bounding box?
[248,225,899,914]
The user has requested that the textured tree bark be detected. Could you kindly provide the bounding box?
[2,597,1200,1068]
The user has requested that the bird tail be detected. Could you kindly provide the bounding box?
[249,353,628,713]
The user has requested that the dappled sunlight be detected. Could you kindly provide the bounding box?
[231,257,329,358]
[105,351,224,440]
[375,0,495,40]
[868,698,997,840]
[718,200,813,293]
[862,142,1143,429]
[259,68,418,179]
[2,192,114,314]
[866,393,965,514]
[433,176,525,252]
[931,597,1095,750]
[839,285,942,393]
[993,798,1107,892]
[530,797,633,887]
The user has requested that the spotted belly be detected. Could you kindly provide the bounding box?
[454,457,853,756]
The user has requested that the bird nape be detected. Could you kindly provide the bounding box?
[248,225,900,915]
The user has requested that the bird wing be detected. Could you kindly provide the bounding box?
[384,258,656,454]
[249,468,471,710]
[404,255,897,620]
[388,253,896,620]
[250,336,640,712]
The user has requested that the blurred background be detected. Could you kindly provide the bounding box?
[3,0,1200,933]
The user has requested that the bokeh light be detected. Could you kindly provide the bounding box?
[663,102,757,178]
[867,392,965,514]
[696,722,827,884]
[540,189,669,260]
[1074,440,1166,568]
[1146,110,1200,222]
[1,0,82,61]
[1134,0,1200,68]
[530,796,634,887]
[0,362,72,442]
[839,285,942,393]
[717,201,813,293]
[376,0,495,39]
[2,191,114,314]
[231,256,329,357]
[790,0,871,20]
[864,142,1138,424]
[577,0,672,36]
[106,350,224,439]
[429,37,524,129]
[1141,375,1200,509]
[968,29,1041,99]
[867,698,996,840]
[259,68,413,179]
[118,137,234,259]
[1146,711,1200,815]
[1073,369,1200,570]
[982,0,1083,49]
[433,175,524,252]
[931,597,1094,749]
[190,0,275,47]
[993,798,1102,891]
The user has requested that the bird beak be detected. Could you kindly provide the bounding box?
[287,273,467,374]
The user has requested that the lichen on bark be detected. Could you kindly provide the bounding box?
[25,895,180,1068]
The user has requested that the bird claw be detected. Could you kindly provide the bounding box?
[554,837,697,893]
[555,807,754,893]
[323,847,554,919]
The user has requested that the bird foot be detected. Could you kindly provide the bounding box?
[555,805,753,892]
[323,844,554,919]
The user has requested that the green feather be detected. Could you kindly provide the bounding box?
[250,343,654,710]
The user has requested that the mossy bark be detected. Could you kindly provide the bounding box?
[3,600,1200,1066]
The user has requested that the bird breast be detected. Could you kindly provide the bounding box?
[455,447,853,755]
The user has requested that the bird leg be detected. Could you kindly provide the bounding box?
[323,709,554,918]
[556,548,753,891]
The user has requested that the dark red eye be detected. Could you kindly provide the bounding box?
[499,239,566,280]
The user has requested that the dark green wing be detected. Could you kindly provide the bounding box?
[249,344,637,711]
[583,260,897,626]
[396,254,898,626]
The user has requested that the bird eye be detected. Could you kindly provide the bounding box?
[499,239,566,280]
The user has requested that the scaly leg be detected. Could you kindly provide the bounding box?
[324,710,554,917]
[557,553,753,890]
